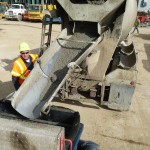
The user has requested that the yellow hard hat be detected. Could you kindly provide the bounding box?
[19,42,30,52]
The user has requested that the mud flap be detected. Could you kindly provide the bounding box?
[105,83,135,110]
[101,66,137,111]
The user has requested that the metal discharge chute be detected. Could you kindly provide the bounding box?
[11,0,138,119]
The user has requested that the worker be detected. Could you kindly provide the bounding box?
[131,17,140,34]
[11,42,38,90]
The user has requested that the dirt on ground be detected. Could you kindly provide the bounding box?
[0,20,150,150]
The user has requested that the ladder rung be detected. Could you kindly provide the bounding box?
[43,22,51,25]
[45,42,50,46]
[45,32,50,36]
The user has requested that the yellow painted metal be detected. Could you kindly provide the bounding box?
[0,2,9,18]
[28,4,56,21]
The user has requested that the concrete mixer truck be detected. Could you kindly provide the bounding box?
[10,0,138,119]
[0,0,138,149]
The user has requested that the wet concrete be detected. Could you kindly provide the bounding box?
[43,22,99,100]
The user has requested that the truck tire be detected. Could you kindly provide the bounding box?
[77,140,100,150]
[17,15,22,21]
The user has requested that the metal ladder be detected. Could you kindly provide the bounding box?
[40,1,53,55]
[40,16,53,54]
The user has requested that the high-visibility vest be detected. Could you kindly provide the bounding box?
[11,54,38,85]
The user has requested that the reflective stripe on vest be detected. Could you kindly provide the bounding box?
[19,70,30,85]
[11,58,26,77]
[11,70,21,77]
[30,54,37,62]
[15,59,24,74]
